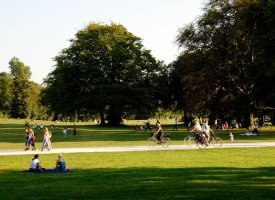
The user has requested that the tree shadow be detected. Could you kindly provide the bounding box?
[0,167,274,199]
[1,123,275,144]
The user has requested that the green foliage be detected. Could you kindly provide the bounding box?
[9,57,31,80]
[0,72,13,114]
[172,0,275,126]
[43,22,164,125]
[0,58,45,119]
[10,78,32,118]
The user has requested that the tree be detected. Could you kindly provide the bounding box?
[43,23,163,125]
[9,57,31,80]
[0,72,13,116]
[172,0,275,127]
[8,57,33,118]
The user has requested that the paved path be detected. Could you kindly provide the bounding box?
[1,142,275,156]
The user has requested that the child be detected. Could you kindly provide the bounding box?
[229,132,234,143]
[63,128,67,137]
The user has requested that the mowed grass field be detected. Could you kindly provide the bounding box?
[0,118,275,149]
[0,119,275,199]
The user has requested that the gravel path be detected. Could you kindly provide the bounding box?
[1,142,275,156]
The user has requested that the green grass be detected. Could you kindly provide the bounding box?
[0,119,275,150]
[0,148,275,199]
[1,119,275,199]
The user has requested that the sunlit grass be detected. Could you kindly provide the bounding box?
[1,119,275,150]
[0,148,275,199]
[1,118,275,199]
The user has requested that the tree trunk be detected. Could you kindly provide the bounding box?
[99,111,106,125]
[183,110,189,126]
[244,112,254,128]
[74,110,78,122]
[271,112,275,126]
[249,113,254,127]
[107,105,122,126]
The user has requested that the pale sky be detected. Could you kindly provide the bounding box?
[0,0,205,84]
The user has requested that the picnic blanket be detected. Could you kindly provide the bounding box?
[21,169,72,173]
[240,133,258,136]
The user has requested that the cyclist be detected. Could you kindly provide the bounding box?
[201,119,214,145]
[191,120,202,133]
[191,120,208,143]
[155,122,164,144]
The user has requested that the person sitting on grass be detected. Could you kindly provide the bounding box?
[45,153,71,173]
[29,154,45,172]
[54,153,66,172]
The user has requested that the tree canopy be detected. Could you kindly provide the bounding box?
[0,57,44,119]
[43,22,164,125]
[171,0,275,126]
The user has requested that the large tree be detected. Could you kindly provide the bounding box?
[172,0,275,127]
[8,57,34,118]
[43,23,163,125]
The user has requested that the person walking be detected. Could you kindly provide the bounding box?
[229,132,234,142]
[63,128,67,137]
[41,127,51,151]
[173,118,179,131]
[73,124,76,136]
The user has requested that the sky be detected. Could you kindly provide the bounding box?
[0,0,206,84]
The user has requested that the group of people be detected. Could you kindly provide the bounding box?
[24,126,52,151]
[25,127,36,150]
[62,124,77,137]
[24,124,78,151]
[191,120,213,145]
[28,153,70,173]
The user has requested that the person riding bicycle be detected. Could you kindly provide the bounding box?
[191,121,202,136]
[201,119,212,145]
[190,120,208,143]
[155,122,164,144]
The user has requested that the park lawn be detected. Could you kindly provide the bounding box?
[0,148,275,199]
[0,119,275,149]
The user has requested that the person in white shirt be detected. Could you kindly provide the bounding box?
[41,127,51,151]
[191,121,202,133]
[29,154,45,172]
[63,128,67,137]
[201,119,212,144]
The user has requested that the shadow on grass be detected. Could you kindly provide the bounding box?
[1,123,275,144]
[0,167,274,199]
[0,124,154,144]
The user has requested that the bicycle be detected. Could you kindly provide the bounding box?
[147,133,170,147]
[188,131,223,148]
[208,132,223,148]
[184,132,193,145]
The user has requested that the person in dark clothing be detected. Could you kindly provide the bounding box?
[144,121,151,131]
[73,124,77,136]
[155,122,164,143]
